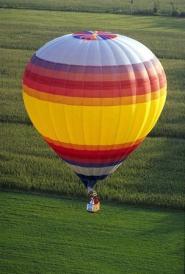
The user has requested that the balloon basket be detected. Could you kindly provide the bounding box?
[86,190,100,213]
[86,201,100,213]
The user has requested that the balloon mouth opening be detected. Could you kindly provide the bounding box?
[73,31,117,40]
[76,173,108,188]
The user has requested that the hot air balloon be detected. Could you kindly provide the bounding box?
[22,31,167,212]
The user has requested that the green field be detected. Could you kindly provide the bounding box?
[0,0,185,16]
[0,191,184,274]
[0,8,185,208]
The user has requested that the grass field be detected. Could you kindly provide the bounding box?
[0,8,185,208]
[0,191,184,274]
[0,0,185,16]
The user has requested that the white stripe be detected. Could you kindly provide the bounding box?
[66,163,122,176]
[36,33,154,66]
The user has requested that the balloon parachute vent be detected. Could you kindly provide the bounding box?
[73,31,117,40]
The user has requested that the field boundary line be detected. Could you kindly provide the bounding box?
[0,6,185,18]
[0,46,184,61]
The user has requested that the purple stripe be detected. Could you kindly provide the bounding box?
[31,54,157,74]
[62,157,123,168]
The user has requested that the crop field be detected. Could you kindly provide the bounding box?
[0,0,185,16]
[0,8,185,208]
[0,191,184,274]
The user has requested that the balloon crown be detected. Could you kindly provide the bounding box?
[73,31,117,40]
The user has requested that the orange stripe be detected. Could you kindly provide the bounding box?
[23,85,166,106]
[44,136,144,151]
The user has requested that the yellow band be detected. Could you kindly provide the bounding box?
[23,90,166,145]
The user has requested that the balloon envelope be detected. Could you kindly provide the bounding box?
[23,31,167,188]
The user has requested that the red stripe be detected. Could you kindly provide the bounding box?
[24,69,165,90]
[23,74,166,98]
[61,154,127,164]
[46,140,141,164]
